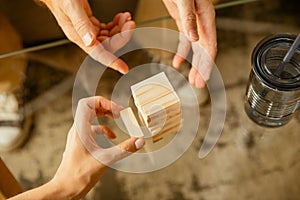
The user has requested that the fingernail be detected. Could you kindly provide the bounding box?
[120,68,127,74]
[127,16,132,21]
[119,66,128,74]
[189,30,198,41]
[83,32,93,46]
[135,138,145,150]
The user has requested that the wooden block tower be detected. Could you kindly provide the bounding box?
[121,72,182,143]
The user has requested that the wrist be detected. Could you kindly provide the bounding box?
[47,178,79,200]
[44,180,72,200]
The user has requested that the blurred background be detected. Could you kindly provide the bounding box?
[0,0,300,199]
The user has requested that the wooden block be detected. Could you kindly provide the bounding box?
[120,107,144,138]
[131,72,174,93]
[148,113,182,134]
[152,123,182,143]
[138,97,181,129]
[133,84,171,107]
[146,108,181,128]
[140,92,179,117]
[131,72,182,142]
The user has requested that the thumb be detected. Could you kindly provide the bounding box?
[65,1,96,46]
[100,137,145,166]
[89,41,129,74]
[177,0,199,42]
[118,137,145,153]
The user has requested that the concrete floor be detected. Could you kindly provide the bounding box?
[1,0,300,199]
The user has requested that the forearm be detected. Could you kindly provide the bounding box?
[8,181,73,200]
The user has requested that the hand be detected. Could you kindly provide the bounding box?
[162,0,217,88]
[41,0,135,74]
[50,96,145,199]
[9,96,144,199]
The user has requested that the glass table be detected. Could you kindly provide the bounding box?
[1,0,300,199]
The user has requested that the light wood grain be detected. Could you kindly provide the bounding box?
[131,72,182,142]
[120,107,144,138]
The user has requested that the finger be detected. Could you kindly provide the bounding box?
[93,26,100,36]
[90,16,101,27]
[110,59,129,74]
[112,13,123,26]
[109,13,131,36]
[100,23,106,29]
[195,0,217,59]
[118,137,144,153]
[91,125,116,139]
[195,72,206,88]
[83,0,93,16]
[97,36,108,42]
[189,42,201,87]
[121,21,135,37]
[77,96,123,124]
[95,98,123,118]
[100,137,145,165]
[162,0,180,20]
[106,21,114,30]
[104,21,135,53]
[99,29,109,36]
[119,12,131,27]
[177,0,199,41]
[173,33,191,68]
[89,41,129,74]
[191,42,214,82]
[189,66,197,86]
[109,25,121,37]
[64,0,96,46]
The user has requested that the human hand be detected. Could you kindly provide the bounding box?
[50,96,145,199]
[41,0,135,74]
[162,0,217,88]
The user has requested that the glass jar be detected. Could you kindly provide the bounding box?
[245,33,300,127]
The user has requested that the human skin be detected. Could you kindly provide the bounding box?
[162,0,217,88]
[40,0,135,74]
[41,0,217,89]
[9,96,145,200]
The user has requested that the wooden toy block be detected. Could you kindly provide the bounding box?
[131,72,174,93]
[152,123,182,143]
[146,108,181,128]
[120,107,144,138]
[131,72,182,142]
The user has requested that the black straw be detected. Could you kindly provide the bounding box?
[275,33,300,77]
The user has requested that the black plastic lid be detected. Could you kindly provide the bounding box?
[252,34,300,90]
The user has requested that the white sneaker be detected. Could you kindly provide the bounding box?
[0,92,31,152]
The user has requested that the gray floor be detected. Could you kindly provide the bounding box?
[1,0,300,199]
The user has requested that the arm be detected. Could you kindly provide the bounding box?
[9,96,145,200]
[9,181,68,200]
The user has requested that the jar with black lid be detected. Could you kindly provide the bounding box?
[245,33,300,127]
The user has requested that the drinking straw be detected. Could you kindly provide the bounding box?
[274,33,300,77]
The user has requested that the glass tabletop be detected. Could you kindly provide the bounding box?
[1,0,300,199]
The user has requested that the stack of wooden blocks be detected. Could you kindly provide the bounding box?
[121,72,182,143]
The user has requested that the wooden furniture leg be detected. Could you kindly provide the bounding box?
[0,158,23,199]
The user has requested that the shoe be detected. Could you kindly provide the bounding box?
[0,92,31,152]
